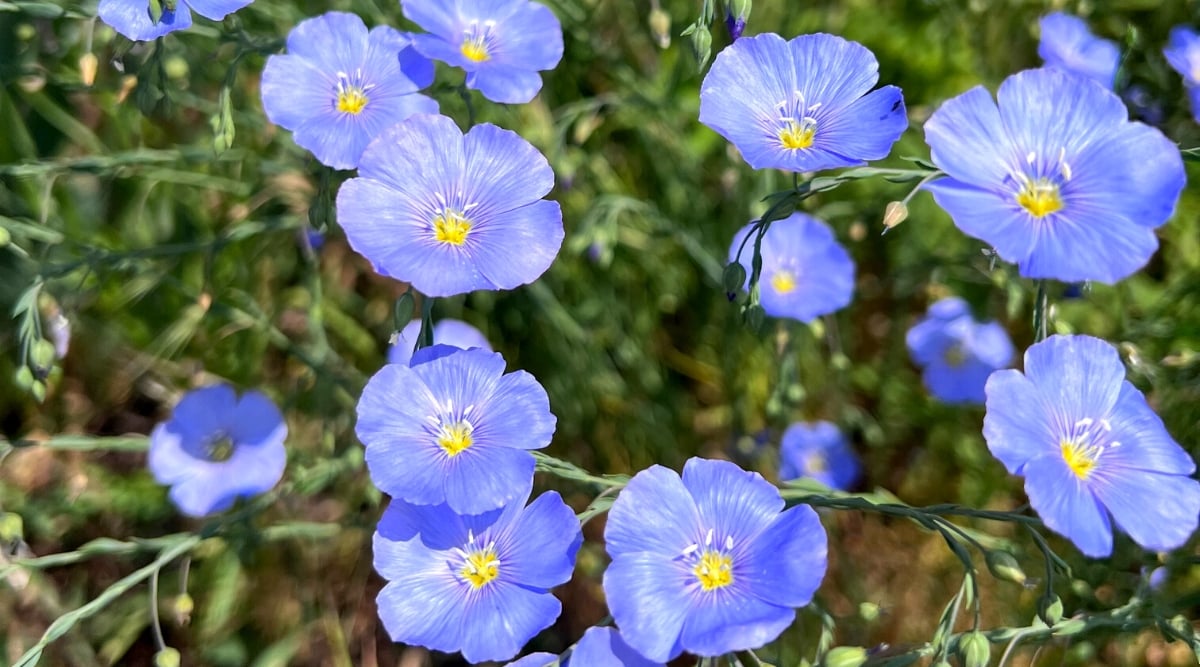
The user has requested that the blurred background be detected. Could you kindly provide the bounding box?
[3,0,1200,664]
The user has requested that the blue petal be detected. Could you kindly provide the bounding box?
[1165,26,1200,86]
[284,12,368,76]
[572,627,663,667]
[459,582,562,663]
[443,446,535,514]
[605,465,701,557]
[409,32,471,69]
[183,0,251,21]
[1090,469,1200,553]
[602,553,691,662]
[1023,335,1125,421]
[399,37,436,89]
[970,321,1016,369]
[168,384,238,444]
[463,123,555,213]
[467,200,565,291]
[470,369,555,451]
[682,458,783,544]
[498,491,581,589]
[401,0,459,39]
[983,369,1059,474]
[924,86,1016,187]
[742,504,827,607]
[98,0,191,41]
[226,390,287,449]
[810,85,906,164]
[260,55,335,131]
[489,1,563,70]
[750,214,855,323]
[924,178,1037,266]
[678,588,794,657]
[373,534,468,652]
[505,653,557,667]
[788,33,881,109]
[1024,452,1112,557]
[468,64,545,104]
[1098,382,1197,475]
[923,358,993,404]
[408,343,463,367]
[364,26,421,94]
[1065,119,1184,230]
[1038,12,1119,89]
[389,319,491,365]
[1018,203,1159,284]
[358,364,452,504]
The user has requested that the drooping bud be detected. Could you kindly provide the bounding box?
[985,550,1026,585]
[858,601,880,622]
[154,648,181,667]
[722,262,747,294]
[823,646,867,667]
[723,0,750,41]
[959,630,990,667]
[685,23,712,71]
[881,201,908,233]
[79,53,98,86]
[172,593,194,626]
[648,7,671,48]
[1038,595,1064,626]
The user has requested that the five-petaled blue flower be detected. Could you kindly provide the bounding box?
[374,487,581,663]
[924,67,1185,284]
[1164,26,1200,123]
[148,384,288,518]
[99,0,252,41]
[357,347,555,514]
[603,458,827,662]
[260,12,437,170]
[337,113,565,297]
[728,212,855,323]
[906,297,1014,404]
[1038,12,1119,89]
[506,626,663,667]
[388,318,491,366]
[699,33,907,172]
[780,421,860,491]
[402,0,564,104]
[984,335,1200,557]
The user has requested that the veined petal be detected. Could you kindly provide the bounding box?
[925,178,1038,266]
[442,446,535,514]
[1090,469,1200,553]
[678,588,794,657]
[293,111,374,171]
[260,55,335,131]
[1024,452,1113,557]
[184,0,251,21]
[682,458,783,543]
[1022,335,1125,419]
[467,200,565,291]
[602,553,691,662]
[459,582,561,663]
[490,1,563,70]
[605,465,701,556]
[1097,382,1197,475]
[742,504,827,607]
[809,85,906,163]
[983,369,1059,473]
[924,86,1015,187]
[374,537,468,651]
[401,0,459,40]
[462,123,555,215]
[788,33,880,109]
[470,370,555,450]
[284,12,368,76]
[499,491,581,588]
[98,0,191,41]
[1065,120,1184,230]
[1018,205,1159,284]
[468,65,545,104]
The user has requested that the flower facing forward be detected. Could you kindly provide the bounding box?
[99,0,252,41]
[728,213,855,323]
[924,68,1185,284]
[1038,12,1119,89]
[337,113,564,296]
[699,33,906,172]
[780,421,860,491]
[906,297,1014,404]
[1164,26,1200,122]
[261,12,437,170]
[402,0,563,104]
[603,458,827,661]
[984,335,1200,557]
[149,385,287,517]
[374,488,581,663]
[506,626,663,667]
[357,347,555,514]
[388,318,491,366]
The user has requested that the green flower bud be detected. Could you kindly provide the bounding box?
[722,262,748,294]
[882,201,908,232]
[648,8,671,48]
[985,550,1026,585]
[30,379,45,403]
[959,630,990,667]
[31,338,56,375]
[858,601,881,622]
[14,365,34,390]
[0,226,10,247]
[154,648,181,667]
[1052,618,1087,637]
[1038,595,1063,626]
[172,593,194,626]
[823,646,867,667]
[743,304,765,331]
[688,23,712,71]
[0,512,24,543]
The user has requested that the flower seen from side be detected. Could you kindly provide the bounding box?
[99,0,253,41]
[337,113,565,296]
[357,347,555,514]
[779,421,860,490]
[699,33,906,172]
[402,0,563,104]
[506,626,663,667]
[924,67,1185,284]
[1038,12,1119,89]
[728,212,855,323]
[260,12,438,170]
[905,297,1015,404]
[388,318,491,366]
[149,384,288,517]
[603,458,827,662]
[983,335,1200,557]
[1164,26,1200,122]
[374,487,581,663]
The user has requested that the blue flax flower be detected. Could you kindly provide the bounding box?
[374,487,581,663]
[779,421,860,491]
[506,627,663,667]
[402,0,563,104]
[149,384,287,517]
[337,113,564,296]
[99,0,251,41]
[1038,12,1119,89]
[603,458,827,661]
[924,68,1185,284]
[261,12,437,170]
[984,335,1200,557]
[1164,26,1200,122]
[699,33,906,172]
[905,297,1014,404]
[388,318,491,366]
[728,213,854,323]
[357,347,555,514]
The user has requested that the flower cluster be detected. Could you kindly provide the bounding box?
[906,297,1014,404]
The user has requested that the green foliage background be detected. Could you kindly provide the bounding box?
[2,0,1200,664]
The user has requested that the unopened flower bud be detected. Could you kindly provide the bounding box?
[0,226,10,247]
[688,23,712,71]
[881,201,908,232]
[743,303,765,331]
[823,646,867,667]
[0,512,23,543]
[172,593,194,625]
[858,601,880,622]
[724,0,751,41]
[959,630,990,667]
[31,339,56,377]
[648,8,671,49]
[1038,595,1063,626]
[154,647,181,667]
[30,379,46,403]
[722,262,747,293]
[79,53,98,86]
[985,550,1026,585]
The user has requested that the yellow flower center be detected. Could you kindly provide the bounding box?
[771,270,798,294]
[805,452,828,474]
[943,343,967,368]
[438,420,474,457]
[205,434,234,462]
[336,86,368,115]
[1017,178,1063,218]
[694,550,734,591]
[461,36,490,62]
[434,210,473,246]
[1061,439,1099,480]
[778,118,816,150]
[460,547,500,589]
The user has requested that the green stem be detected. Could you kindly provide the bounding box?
[1033,280,1049,342]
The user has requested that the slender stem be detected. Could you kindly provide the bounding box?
[417,296,435,350]
[458,85,476,127]
[149,567,166,651]
[735,650,764,666]
[1032,280,1049,342]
